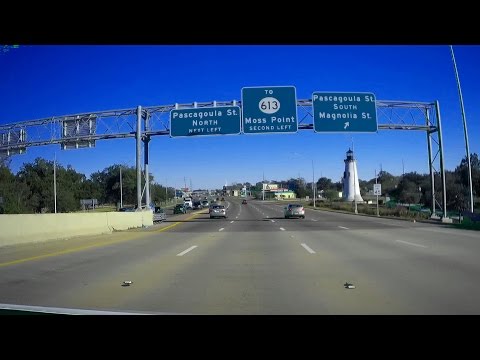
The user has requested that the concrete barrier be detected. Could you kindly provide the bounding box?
[0,210,153,247]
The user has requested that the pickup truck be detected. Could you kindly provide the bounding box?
[183,197,193,209]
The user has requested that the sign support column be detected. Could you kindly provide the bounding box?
[136,106,142,210]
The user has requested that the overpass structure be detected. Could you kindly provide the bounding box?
[0,99,449,220]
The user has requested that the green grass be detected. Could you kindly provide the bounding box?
[451,217,480,231]
[300,200,431,220]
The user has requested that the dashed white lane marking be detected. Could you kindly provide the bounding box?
[176,245,198,256]
[311,219,318,222]
[395,240,427,248]
[279,227,286,231]
[271,220,275,223]
[219,228,225,232]
[301,243,316,254]
[235,216,238,219]
[230,221,234,223]
[338,226,349,230]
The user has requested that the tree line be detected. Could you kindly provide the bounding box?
[233,154,479,212]
[0,154,478,214]
[0,158,175,214]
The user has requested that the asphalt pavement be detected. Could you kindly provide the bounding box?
[1,197,480,314]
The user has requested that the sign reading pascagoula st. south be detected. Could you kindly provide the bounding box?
[241,86,298,134]
[170,106,241,138]
[312,92,378,133]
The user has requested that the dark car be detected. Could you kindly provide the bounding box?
[221,197,225,201]
[173,204,187,214]
[242,199,247,204]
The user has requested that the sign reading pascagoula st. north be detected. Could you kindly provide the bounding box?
[170,106,241,138]
[312,92,378,133]
[241,86,298,134]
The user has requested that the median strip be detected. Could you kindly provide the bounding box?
[0,210,204,268]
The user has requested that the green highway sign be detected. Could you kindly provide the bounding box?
[312,92,378,133]
[241,86,298,134]
[170,106,241,138]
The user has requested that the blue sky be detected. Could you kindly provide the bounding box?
[1,45,479,190]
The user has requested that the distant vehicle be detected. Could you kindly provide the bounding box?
[216,197,220,201]
[284,204,305,219]
[184,197,193,209]
[242,199,247,204]
[153,207,166,222]
[173,204,187,214]
[192,200,202,209]
[221,197,225,201]
[201,200,210,208]
[210,204,227,219]
[119,207,135,212]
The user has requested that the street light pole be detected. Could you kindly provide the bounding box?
[375,169,379,217]
[262,171,265,201]
[352,139,358,214]
[119,165,123,208]
[53,152,57,214]
[312,160,316,208]
[450,45,474,213]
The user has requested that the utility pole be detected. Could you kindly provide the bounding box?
[450,45,474,213]
[53,152,57,214]
[165,178,168,205]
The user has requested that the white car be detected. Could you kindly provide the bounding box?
[284,204,305,219]
[210,204,227,219]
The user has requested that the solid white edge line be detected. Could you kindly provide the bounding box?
[301,243,316,254]
[395,240,427,248]
[176,245,198,256]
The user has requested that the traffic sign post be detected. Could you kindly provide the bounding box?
[241,86,298,134]
[374,183,381,217]
[170,106,241,138]
[312,92,378,133]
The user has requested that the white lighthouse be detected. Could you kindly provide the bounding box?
[342,149,364,202]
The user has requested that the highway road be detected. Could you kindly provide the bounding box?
[1,197,480,314]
